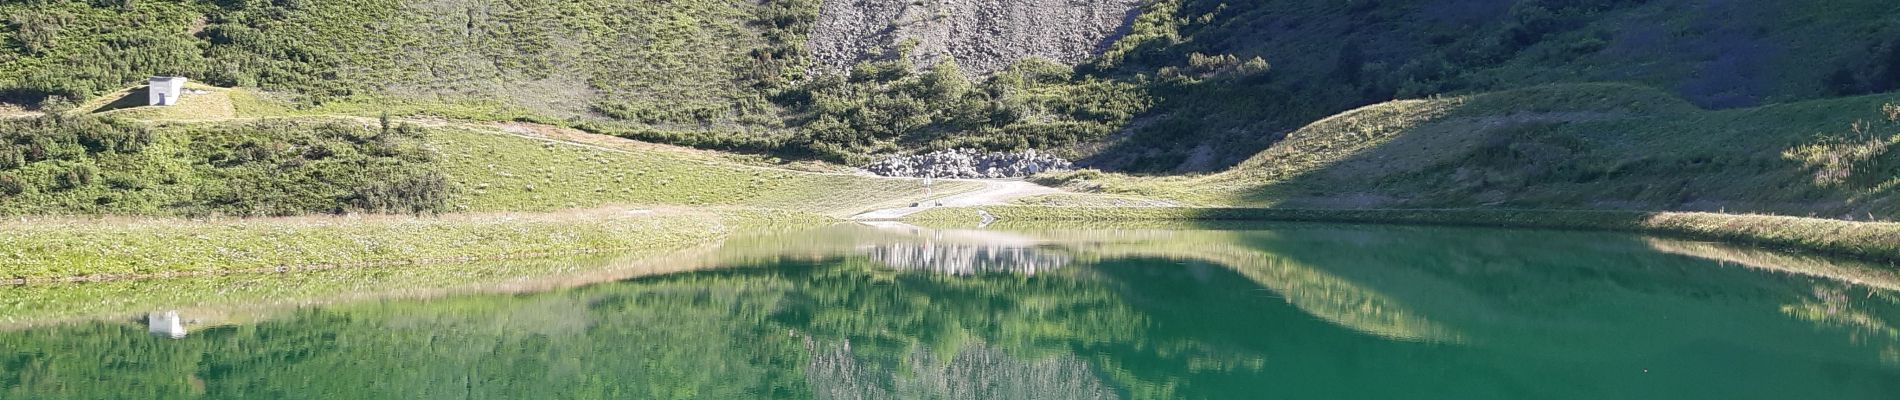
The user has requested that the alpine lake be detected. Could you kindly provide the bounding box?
[4,221,1899,399]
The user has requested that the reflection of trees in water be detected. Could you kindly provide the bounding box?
[863,241,1071,275]
[1635,238,1900,366]
[1782,285,1900,365]
[805,339,1116,400]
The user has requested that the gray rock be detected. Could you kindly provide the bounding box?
[808,0,1144,78]
[861,148,1073,179]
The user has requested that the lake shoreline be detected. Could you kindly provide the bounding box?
[906,206,1900,264]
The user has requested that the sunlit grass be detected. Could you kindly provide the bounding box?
[0,208,821,281]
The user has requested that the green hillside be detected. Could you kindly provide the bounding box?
[9,0,1900,169]
[0,0,794,120]
[1039,83,1900,217]
[1080,0,1900,170]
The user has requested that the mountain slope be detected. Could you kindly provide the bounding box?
[6,0,1900,173]
[1082,0,1900,170]
[1041,83,1900,217]
[1,0,795,122]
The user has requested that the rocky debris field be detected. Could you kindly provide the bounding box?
[861,149,1074,178]
[808,0,1142,77]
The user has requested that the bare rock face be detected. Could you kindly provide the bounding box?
[861,149,1074,179]
[809,0,1144,77]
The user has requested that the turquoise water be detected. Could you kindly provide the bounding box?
[3,223,1899,399]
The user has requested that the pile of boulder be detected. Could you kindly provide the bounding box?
[860,149,1074,178]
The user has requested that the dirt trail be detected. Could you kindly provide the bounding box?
[850,180,1060,220]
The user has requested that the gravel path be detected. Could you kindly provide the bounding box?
[850,180,1060,220]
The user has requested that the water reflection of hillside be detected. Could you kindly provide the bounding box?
[806,339,1116,400]
[7,222,1900,398]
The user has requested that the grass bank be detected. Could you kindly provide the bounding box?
[906,206,1900,263]
[0,208,825,282]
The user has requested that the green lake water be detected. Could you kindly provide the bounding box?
[4,222,1900,399]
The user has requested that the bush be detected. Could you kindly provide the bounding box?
[53,163,96,190]
[0,173,23,196]
[182,120,454,216]
[345,170,453,215]
[1,115,150,168]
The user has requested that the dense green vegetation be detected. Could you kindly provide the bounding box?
[0,115,447,216]
[0,0,782,119]
[774,57,1149,163]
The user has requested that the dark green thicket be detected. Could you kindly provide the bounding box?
[185,120,451,216]
[0,115,152,196]
[773,57,1147,163]
[0,1,205,105]
[0,116,450,216]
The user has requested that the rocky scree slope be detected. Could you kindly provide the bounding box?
[807,0,1143,77]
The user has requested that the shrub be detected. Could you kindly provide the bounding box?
[0,173,23,196]
[103,175,146,190]
[54,163,96,190]
[345,170,453,215]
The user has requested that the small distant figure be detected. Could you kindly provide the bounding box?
[147,310,186,339]
[148,76,187,106]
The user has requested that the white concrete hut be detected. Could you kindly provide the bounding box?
[148,76,187,106]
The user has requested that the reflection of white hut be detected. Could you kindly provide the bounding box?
[148,76,187,106]
[147,311,186,339]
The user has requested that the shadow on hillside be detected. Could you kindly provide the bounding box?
[87,87,150,113]
[1078,74,1323,173]
[1193,87,1900,218]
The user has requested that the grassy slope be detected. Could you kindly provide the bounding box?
[0,209,818,281]
[1043,83,1900,218]
[428,121,975,216]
